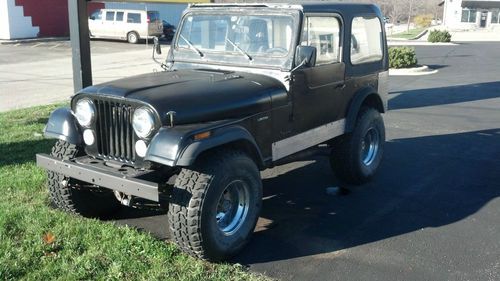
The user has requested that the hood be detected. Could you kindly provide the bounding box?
[80,69,287,125]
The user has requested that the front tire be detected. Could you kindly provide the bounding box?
[330,107,385,184]
[47,140,120,217]
[168,150,262,261]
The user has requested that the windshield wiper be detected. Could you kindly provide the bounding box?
[225,38,253,61]
[179,34,204,57]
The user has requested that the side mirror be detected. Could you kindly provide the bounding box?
[90,16,95,20]
[154,37,162,55]
[294,45,317,68]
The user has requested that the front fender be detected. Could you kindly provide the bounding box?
[44,108,82,144]
[145,125,263,167]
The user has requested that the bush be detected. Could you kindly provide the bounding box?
[389,47,418,69]
[414,14,433,28]
[428,30,452,43]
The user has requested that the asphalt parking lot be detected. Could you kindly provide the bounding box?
[106,42,500,280]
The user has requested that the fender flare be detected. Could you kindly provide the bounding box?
[345,87,385,133]
[145,125,264,168]
[44,107,82,144]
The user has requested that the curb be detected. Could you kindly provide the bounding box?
[389,65,438,76]
[388,41,457,46]
[0,37,69,45]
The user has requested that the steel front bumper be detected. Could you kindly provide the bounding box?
[36,154,160,202]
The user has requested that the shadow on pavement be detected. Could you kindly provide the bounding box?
[233,128,500,264]
[389,81,500,110]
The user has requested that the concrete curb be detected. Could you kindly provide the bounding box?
[388,41,457,46]
[0,37,69,45]
[389,65,438,76]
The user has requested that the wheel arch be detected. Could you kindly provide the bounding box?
[345,87,386,133]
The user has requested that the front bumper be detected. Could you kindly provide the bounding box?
[36,154,160,202]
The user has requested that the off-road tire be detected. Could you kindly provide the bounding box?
[168,150,262,261]
[48,140,120,217]
[127,31,139,44]
[330,107,385,184]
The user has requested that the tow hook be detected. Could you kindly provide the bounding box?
[114,191,134,206]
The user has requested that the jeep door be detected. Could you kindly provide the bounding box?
[291,14,346,132]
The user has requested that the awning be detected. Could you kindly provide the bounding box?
[462,0,500,9]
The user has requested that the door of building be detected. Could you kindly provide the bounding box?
[480,11,488,28]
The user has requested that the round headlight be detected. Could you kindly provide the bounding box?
[132,107,155,138]
[74,99,95,127]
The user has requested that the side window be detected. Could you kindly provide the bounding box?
[128,13,142,24]
[350,16,383,65]
[116,12,124,22]
[301,16,341,65]
[105,11,115,21]
[90,10,102,21]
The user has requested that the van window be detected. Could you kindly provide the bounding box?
[301,16,341,65]
[105,11,115,21]
[147,11,160,23]
[350,16,383,65]
[90,10,102,21]
[128,13,142,24]
[116,12,124,22]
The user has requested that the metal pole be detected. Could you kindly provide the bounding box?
[68,0,92,91]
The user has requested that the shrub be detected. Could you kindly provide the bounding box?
[428,30,452,43]
[414,14,433,28]
[389,47,418,69]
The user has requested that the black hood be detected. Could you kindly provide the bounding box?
[80,69,287,125]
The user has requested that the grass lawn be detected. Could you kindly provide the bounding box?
[0,104,265,280]
[390,27,427,39]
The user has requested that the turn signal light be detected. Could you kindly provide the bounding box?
[194,131,211,141]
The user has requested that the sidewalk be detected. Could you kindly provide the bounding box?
[0,47,168,112]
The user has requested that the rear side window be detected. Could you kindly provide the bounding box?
[350,16,383,65]
[128,13,142,24]
[105,11,115,21]
[116,12,124,22]
[301,16,341,65]
[148,11,160,23]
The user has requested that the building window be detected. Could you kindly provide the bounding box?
[492,9,500,24]
[461,8,477,23]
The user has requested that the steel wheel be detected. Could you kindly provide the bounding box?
[215,179,250,236]
[361,127,380,166]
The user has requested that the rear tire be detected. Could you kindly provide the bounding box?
[330,107,385,184]
[47,140,120,218]
[127,31,139,44]
[168,150,262,261]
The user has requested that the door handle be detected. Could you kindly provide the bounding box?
[335,83,346,90]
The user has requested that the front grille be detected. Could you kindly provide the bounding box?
[94,99,136,163]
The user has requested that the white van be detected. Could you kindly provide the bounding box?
[89,9,163,44]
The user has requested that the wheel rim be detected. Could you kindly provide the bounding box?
[129,33,137,42]
[215,180,250,236]
[361,127,380,166]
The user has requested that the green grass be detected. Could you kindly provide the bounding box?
[0,104,265,281]
[390,27,426,39]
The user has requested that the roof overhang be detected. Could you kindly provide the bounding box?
[462,0,500,9]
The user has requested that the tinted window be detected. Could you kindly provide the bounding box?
[116,12,124,22]
[90,10,102,20]
[350,16,383,65]
[301,16,341,65]
[128,13,142,24]
[105,11,115,21]
[148,11,160,22]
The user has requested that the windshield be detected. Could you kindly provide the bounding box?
[174,12,298,68]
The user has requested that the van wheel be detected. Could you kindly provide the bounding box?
[330,107,385,184]
[47,140,121,217]
[127,31,139,44]
[168,150,262,261]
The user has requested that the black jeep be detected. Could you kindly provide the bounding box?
[37,3,389,261]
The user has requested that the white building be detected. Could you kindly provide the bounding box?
[442,0,500,30]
